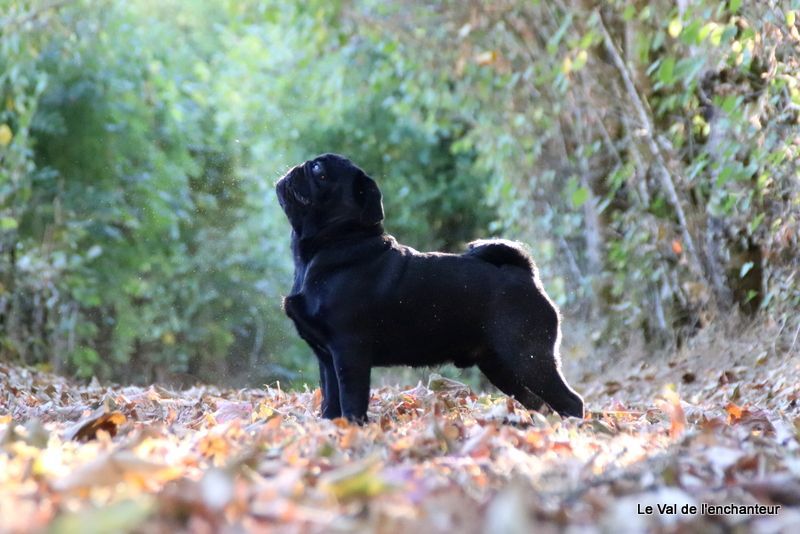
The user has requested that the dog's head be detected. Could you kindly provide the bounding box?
[276,154,383,241]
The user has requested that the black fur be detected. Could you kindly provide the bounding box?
[276,154,584,422]
[465,239,536,272]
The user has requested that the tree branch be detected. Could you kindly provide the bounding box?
[595,10,706,280]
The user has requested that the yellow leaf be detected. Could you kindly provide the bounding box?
[709,25,725,46]
[573,49,588,70]
[252,401,274,422]
[0,124,12,146]
[198,432,230,465]
[699,22,718,42]
[161,331,176,345]
[319,456,392,502]
[562,56,573,74]
[668,18,683,38]
[475,50,497,66]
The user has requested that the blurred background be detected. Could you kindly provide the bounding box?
[0,0,798,388]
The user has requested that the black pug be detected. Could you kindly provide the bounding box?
[276,154,584,422]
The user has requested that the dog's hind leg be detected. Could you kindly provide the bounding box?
[480,348,584,418]
[485,292,585,418]
[477,358,548,411]
[513,351,584,418]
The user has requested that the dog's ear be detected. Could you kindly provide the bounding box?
[354,171,384,226]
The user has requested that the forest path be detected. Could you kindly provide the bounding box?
[1,321,798,532]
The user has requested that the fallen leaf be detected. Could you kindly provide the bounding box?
[54,451,177,491]
[49,498,155,534]
[213,401,251,423]
[656,387,686,439]
[725,402,743,423]
[64,407,127,441]
[427,374,469,392]
[201,468,235,511]
[318,456,392,502]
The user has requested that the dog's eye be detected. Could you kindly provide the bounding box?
[311,162,325,180]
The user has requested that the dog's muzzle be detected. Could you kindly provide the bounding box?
[287,180,310,206]
[277,167,311,207]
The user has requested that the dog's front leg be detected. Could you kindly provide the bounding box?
[316,352,342,419]
[332,348,371,423]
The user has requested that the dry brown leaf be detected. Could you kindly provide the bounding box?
[655,388,686,439]
[54,451,177,491]
[64,407,127,441]
[212,401,251,423]
[725,402,744,423]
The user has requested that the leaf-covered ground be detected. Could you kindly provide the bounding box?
[1,322,799,533]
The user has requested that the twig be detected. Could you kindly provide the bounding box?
[622,114,652,206]
[790,321,800,354]
[595,11,706,281]
[558,237,585,288]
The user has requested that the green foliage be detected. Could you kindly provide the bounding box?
[345,0,800,343]
[1,0,798,384]
[0,0,496,383]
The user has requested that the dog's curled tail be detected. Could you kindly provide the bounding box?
[464,239,537,274]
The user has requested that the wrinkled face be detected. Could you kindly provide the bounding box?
[275,153,383,240]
